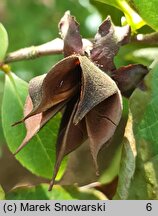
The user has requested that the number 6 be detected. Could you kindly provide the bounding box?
[146,203,152,211]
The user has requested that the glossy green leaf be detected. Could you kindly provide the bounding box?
[126,48,158,66]
[0,23,8,61]
[99,144,122,184]
[91,0,125,10]
[2,72,66,180]
[113,113,136,200]
[99,98,129,185]
[128,64,158,199]
[90,0,123,25]
[133,0,158,31]
[0,74,5,153]
[0,185,5,200]
[6,184,106,200]
[92,0,145,31]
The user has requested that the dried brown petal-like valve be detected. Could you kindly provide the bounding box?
[14,11,148,191]
[15,54,122,190]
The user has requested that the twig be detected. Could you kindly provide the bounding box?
[131,32,158,45]
[4,38,93,64]
[3,32,158,65]
[4,38,64,63]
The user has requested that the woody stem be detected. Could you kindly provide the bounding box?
[3,32,158,65]
[3,38,92,64]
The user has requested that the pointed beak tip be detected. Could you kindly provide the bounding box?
[48,185,53,191]
[48,179,55,191]
[11,122,17,127]
[13,150,18,156]
[11,119,24,127]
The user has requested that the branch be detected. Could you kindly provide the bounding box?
[131,32,158,45]
[3,32,158,65]
[4,38,93,64]
[4,38,63,63]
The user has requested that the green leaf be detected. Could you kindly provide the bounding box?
[99,144,122,184]
[0,74,5,151]
[99,98,129,186]
[6,184,106,200]
[0,23,8,61]
[126,48,158,66]
[128,64,158,199]
[92,0,145,31]
[90,0,123,26]
[2,72,66,180]
[91,0,125,10]
[0,185,5,200]
[133,0,158,31]
[113,113,136,200]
